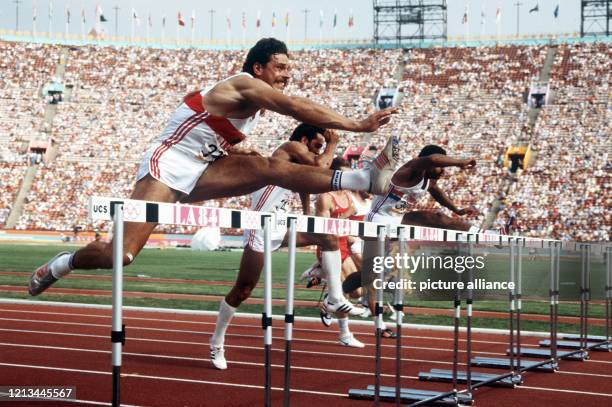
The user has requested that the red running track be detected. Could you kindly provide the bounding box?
[0,302,610,406]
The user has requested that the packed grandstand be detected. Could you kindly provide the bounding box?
[0,38,609,241]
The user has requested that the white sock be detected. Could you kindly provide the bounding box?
[332,169,370,191]
[210,300,236,348]
[50,253,74,279]
[321,250,344,302]
[338,317,350,337]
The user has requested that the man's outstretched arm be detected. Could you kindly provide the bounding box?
[429,182,480,217]
[239,77,397,133]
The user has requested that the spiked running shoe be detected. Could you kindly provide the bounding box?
[323,294,366,317]
[339,333,365,348]
[28,252,71,296]
[368,135,400,195]
[210,345,227,370]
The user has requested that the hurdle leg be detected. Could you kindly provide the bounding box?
[111,203,125,407]
[395,227,407,407]
[605,247,612,346]
[262,216,273,407]
[374,226,387,406]
[283,218,297,407]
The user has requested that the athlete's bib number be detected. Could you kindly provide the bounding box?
[199,143,227,162]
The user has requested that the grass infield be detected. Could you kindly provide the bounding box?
[0,243,607,335]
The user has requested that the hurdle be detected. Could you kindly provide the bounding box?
[538,243,611,354]
[88,196,609,406]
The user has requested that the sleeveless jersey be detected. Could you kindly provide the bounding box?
[366,172,430,222]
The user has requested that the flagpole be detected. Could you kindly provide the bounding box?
[48,0,52,36]
[302,9,310,42]
[318,10,323,44]
[31,1,35,35]
[480,4,485,38]
[226,10,231,45]
[209,9,215,41]
[465,1,470,42]
[131,10,134,41]
[65,7,69,38]
[514,1,522,38]
[191,11,195,46]
[146,11,150,41]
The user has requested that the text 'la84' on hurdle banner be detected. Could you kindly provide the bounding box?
[88,196,520,242]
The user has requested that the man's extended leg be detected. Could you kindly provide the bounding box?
[29,175,180,296]
[292,233,364,316]
[210,243,265,370]
[402,210,472,231]
[184,136,398,202]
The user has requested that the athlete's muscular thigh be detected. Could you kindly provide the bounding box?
[185,154,275,202]
[123,175,180,256]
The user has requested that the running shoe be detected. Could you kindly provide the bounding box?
[323,294,366,317]
[368,135,400,195]
[210,345,227,370]
[28,252,71,296]
[339,333,365,348]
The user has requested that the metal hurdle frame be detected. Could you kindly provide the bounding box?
[89,196,612,406]
[110,203,125,407]
[607,247,612,347]
[262,215,273,407]
[283,217,298,407]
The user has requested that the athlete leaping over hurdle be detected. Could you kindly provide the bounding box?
[210,125,367,370]
[361,144,506,299]
[29,37,398,300]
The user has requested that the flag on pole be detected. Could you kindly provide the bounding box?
[66,6,70,24]
[462,7,468,24]
[191,10,196,28]
[256,11,261,28]
[48,1,53,19]
[348,9,354,28]
[553,4,559,18]
[529,4,539,13]
[33,2,37,21]
[148,12,152,28]
[333,9,337,28]
[241,12,246,29]
[81,7,85,23]
[226,12,231,29]
[162,15,166,28]
[480,8,485,26]
[97,5,107,22]
[284,11,289,27]
[319,10,324,28]
[272,11,277,28]
[132,9,140,26]
[178,12,185,26]
[495,6,501,23]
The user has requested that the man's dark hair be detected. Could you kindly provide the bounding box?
[289,123,325,142]
[331,157,350,171]
[418,144,447,157]
[242,38,289,75]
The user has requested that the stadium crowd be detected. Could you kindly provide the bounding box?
[0,39,609,241]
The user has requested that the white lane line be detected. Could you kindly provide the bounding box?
[558,371,612,379]
[0,362,347,398]
[519,385,612,398]
[0,317,508,356]
[0,342,420,380]
[0,327,464,366]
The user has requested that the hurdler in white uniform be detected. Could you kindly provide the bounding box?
[244,185,294,252]
[366,170,430,224]
[137,72,260,194]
